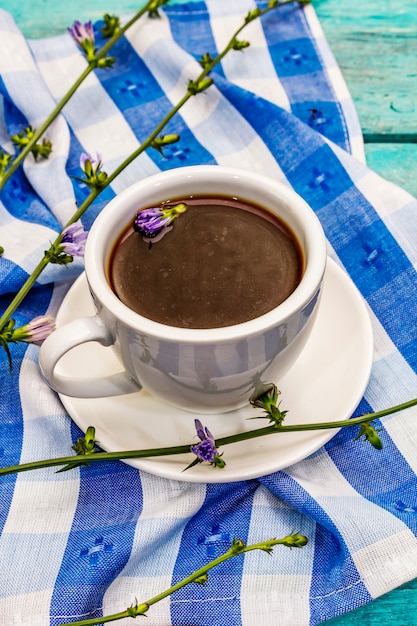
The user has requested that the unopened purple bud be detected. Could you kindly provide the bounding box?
[68,20,95,46]
[80,152,102,172]
[20,315,56,345]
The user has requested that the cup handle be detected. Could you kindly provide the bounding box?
[38,315,141,398]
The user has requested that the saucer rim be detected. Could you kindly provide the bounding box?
[55,257,373,483]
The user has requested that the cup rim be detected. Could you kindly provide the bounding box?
[85,165,327,343]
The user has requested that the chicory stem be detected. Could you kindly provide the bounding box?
[0,397,415,477]
[56,535,303,626]
[0,0,296,332]
[0,1,157,191]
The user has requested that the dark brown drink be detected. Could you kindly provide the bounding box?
[108,196,303,328]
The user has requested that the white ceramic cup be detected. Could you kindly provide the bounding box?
[39,165,327,413]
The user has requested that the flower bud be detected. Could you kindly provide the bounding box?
[187,78,214,95]
[230,539,246,554]
[199,52,214,68]
[7,315,55,346]
[232,39,250,50]
[101,14,120,38]
[245,8,261,23]
[249,382,280,411]
[354,422,383,450]
[282,533,308,548]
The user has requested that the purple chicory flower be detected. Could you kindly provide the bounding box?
[191,419,217,463]
[77,152,108,189]
[68,20,95,53]
[134,208,171,239]
[80,152,102,173]
[133,202,187,242]
[67,21,114,68]
[44,221,88,266]
[189,419,226,468]
[15,315,56,346]
[61,222,88,257]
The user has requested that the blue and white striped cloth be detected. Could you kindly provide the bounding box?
[0,2,417,624]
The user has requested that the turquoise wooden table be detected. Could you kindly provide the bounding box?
[2,0,416,624]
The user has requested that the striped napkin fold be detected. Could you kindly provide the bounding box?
[0,2,416,625]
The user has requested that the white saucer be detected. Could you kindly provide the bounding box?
[55,257,373,483]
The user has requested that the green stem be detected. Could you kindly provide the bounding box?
[0,185,102,332]
[57,537,294,626]
[105,91,191,187]
[0,257,50,329]
[0,1,157,191]
[1,397,415,477]
[103,0,295,185]
[0,65,90,189]
[0,0,294,332]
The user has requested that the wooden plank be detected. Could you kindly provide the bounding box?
[315,0,417,139]
[0,0,140,38]
[5,0,417,143]
[324,579,417,625]
[5,0,417,140]
[365,143,417,198]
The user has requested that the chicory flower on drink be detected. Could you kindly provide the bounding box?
[133,202,187,243]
